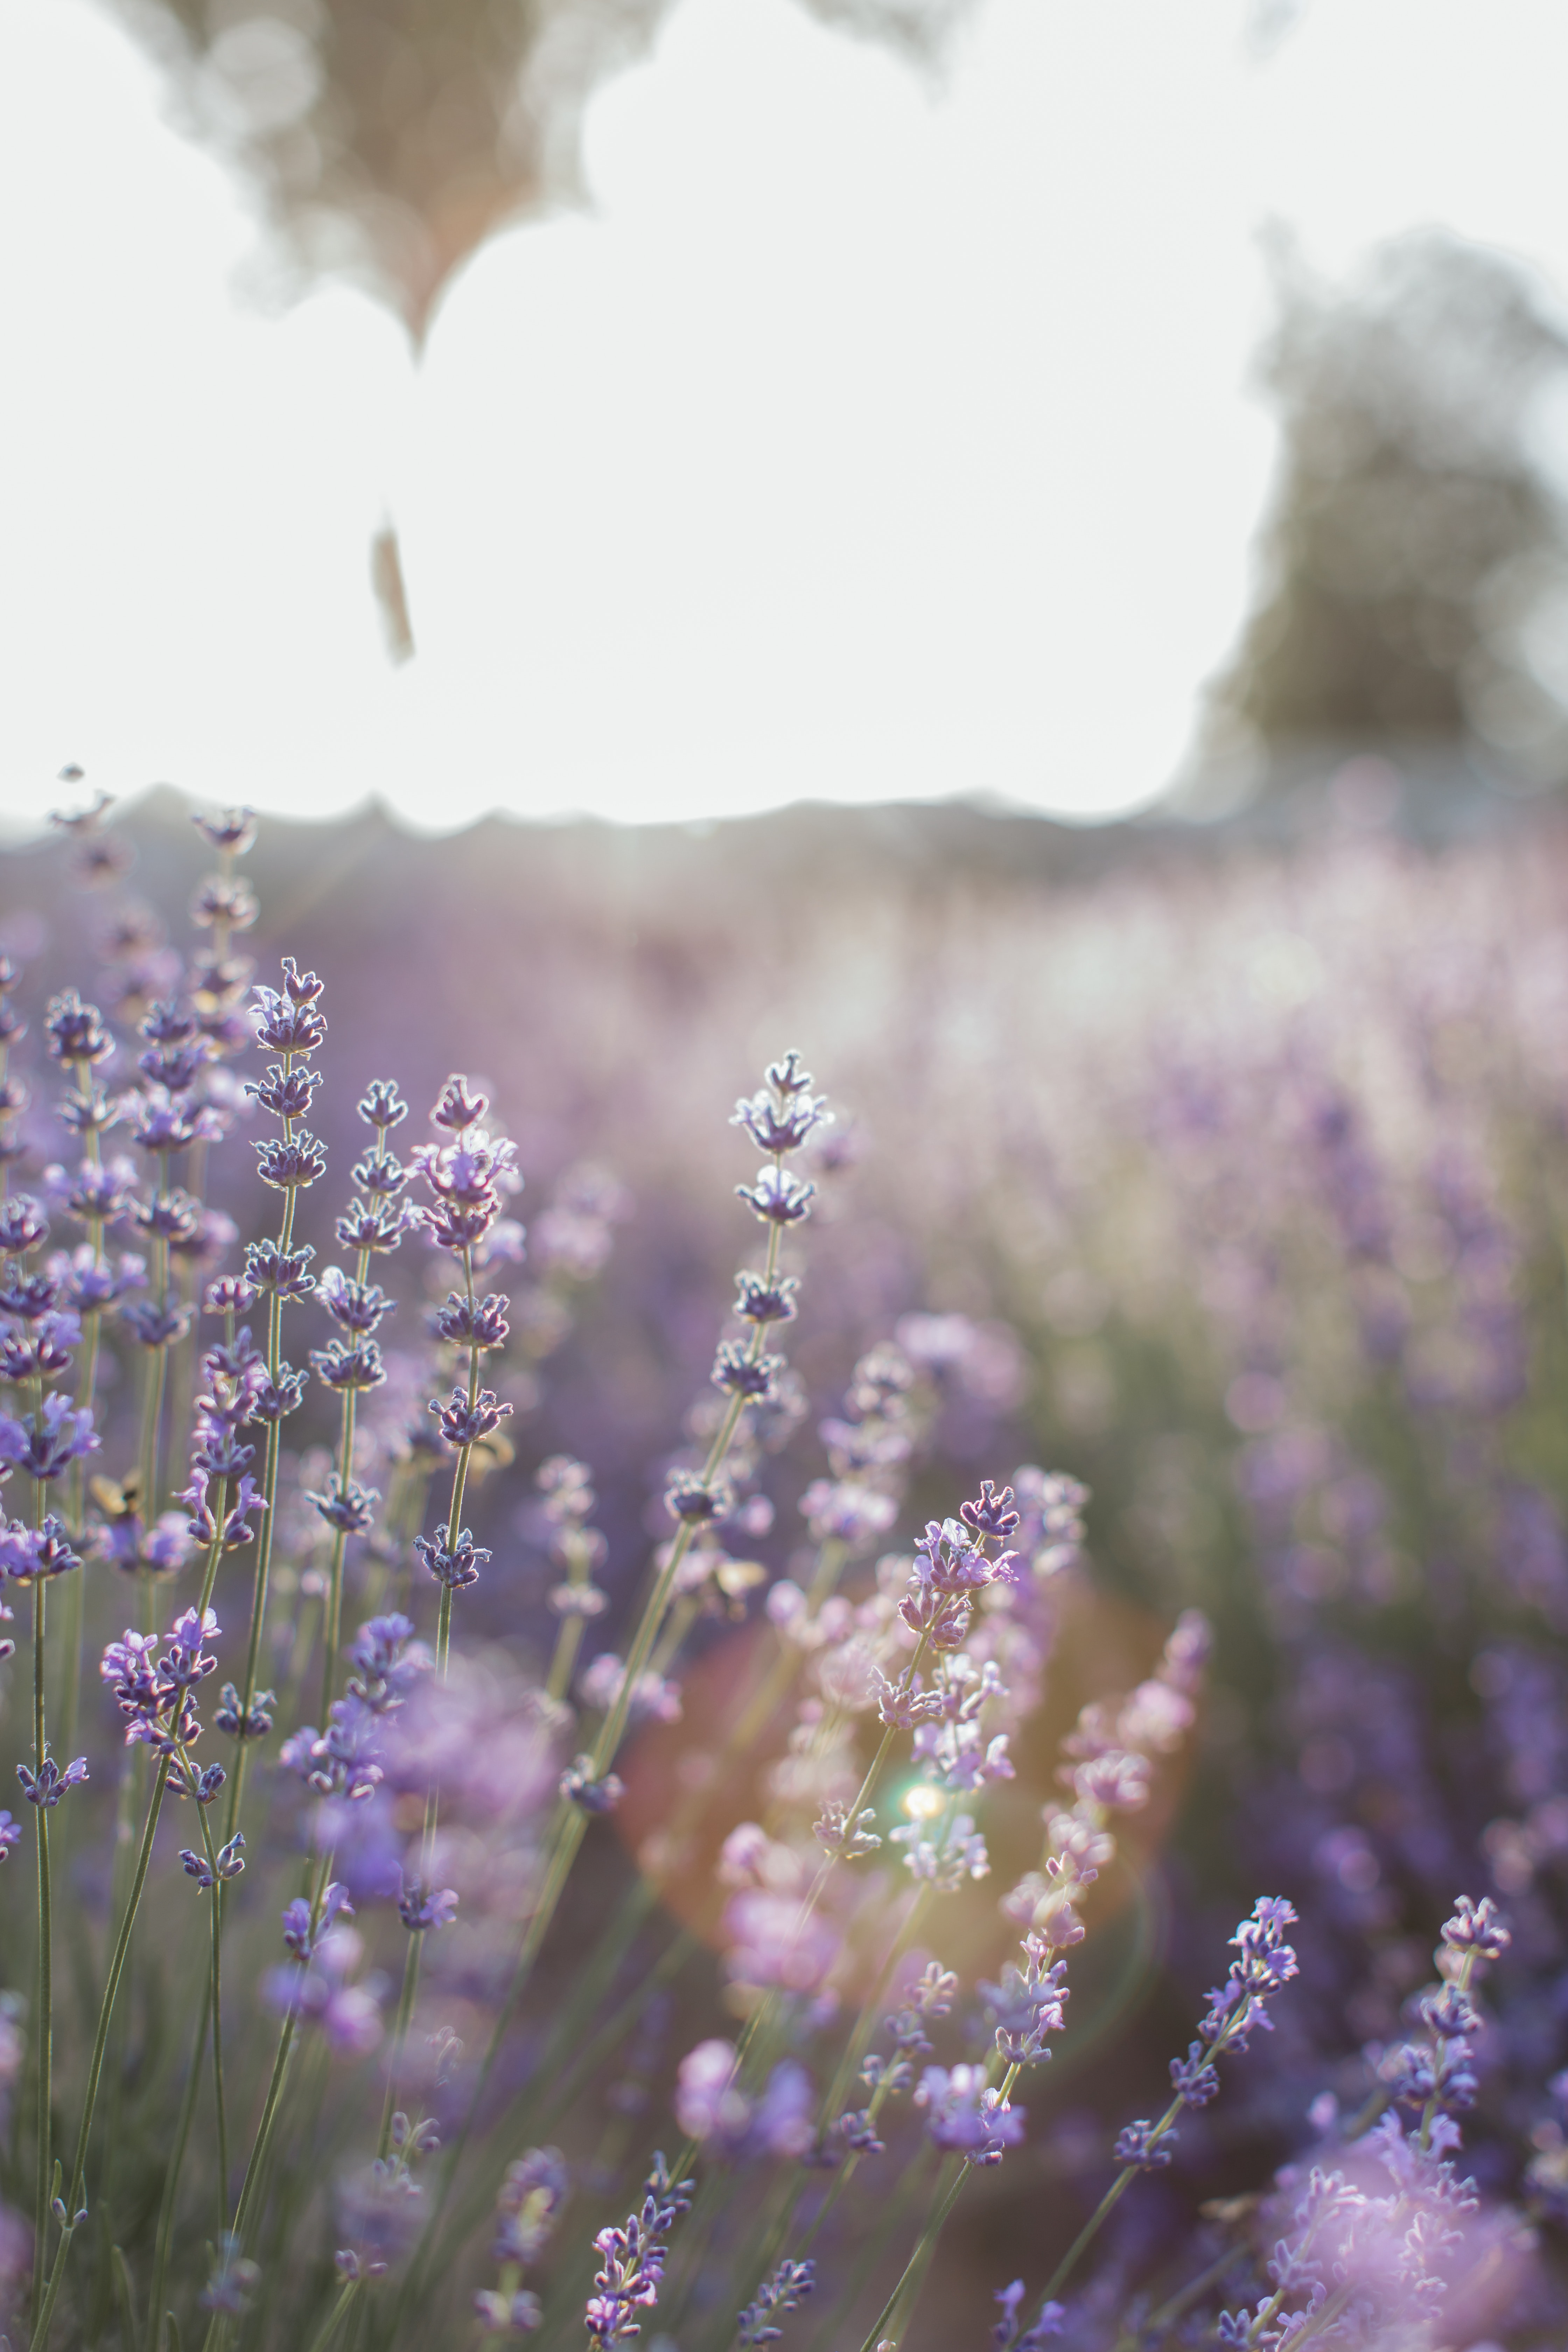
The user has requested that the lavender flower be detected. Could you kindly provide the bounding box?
[0,1810,20,1860]
[736,1166,816,1226]
[0,1396,98,1481]
[735,2257,816,2346]
[398,1879,458,1932]
[0,1196,49,1256]
[992,2282,1065,2350]
[180,1833,245,1890]
[0,1517,81,1582]
[914,2065,1024,2164]
[414,1527,490,1590]
[584,2155,693,2345]
[429,1387,512,1447]
[16,1755,88,1808]
[251,958,327,1055]
[307,1476,381,1534]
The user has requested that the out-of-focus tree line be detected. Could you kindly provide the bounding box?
[105,0,1568,814]
[110,0,973,337]
[1192,231,1568,814]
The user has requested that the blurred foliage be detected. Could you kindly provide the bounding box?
[1205,232,1568,794]
[109,0,974,336]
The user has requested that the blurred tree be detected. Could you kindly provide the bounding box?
[111,0,972,343]
[1200,232,1568,799]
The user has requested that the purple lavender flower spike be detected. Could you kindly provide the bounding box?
[736,2257,816,2347]
[0,1809,20,1859]
[1113,2117,1176,2170]
[583,2156,692,2346]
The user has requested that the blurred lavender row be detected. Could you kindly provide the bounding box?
[0,785,1564,2350]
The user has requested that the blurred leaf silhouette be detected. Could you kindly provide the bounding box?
[111,0,973,340]
[1204,231,1568,795]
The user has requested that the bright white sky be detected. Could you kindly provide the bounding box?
[3,0,1568,835]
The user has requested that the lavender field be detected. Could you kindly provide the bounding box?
[0,788,1565,2351]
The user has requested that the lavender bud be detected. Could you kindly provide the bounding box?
[711,1341,782,1400]
[398,1879,459,1933]
[1114,2118,1175,2169]
[664,1471,730,1526]
[430,1387,512,1447]
[254,1132,329,1192]
[0,1196,49,1255]
[358,1080,408,1129]
[318,1268,393,1334]
[45,990,113,1066]
[335,1201,412,1254]
[191,806,258,854]
[561,1757,623,1814]
[16,1755,89,1808]
[736,1166,816,1226]
[245,1062,324,1120]
[414,1528,490,1591]
[432,1075,488,1132]
[311,1340,387,1394]
[433,1292,510,1349]
[191,876,258,932]
[214,1682,274,1740]
[251,962,327,1055]
[307,1477,380,1535]
[734,1271,799,1325]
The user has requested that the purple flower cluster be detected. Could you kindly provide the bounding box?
[583,2155,693,2345]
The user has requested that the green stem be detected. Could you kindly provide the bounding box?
[221,1419,282,1849]
[145,1980,213,2352]
[29,1758,169,2352]
[175,1741,229,2226]
[376,1933,423,2163]
[319,1387,358,1730]
[855,2154,968,2352]
[31,1576,51,2316]
[303,2279,358,2352]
